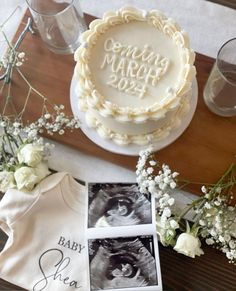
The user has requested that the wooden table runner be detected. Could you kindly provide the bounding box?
[1,13,235,199]
[0,11,236,291]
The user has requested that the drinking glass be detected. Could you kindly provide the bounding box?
[203,38,236,117]
[26,0,87,54]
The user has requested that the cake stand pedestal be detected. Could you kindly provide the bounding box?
[70,75,198,156]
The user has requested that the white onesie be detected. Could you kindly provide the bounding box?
[0,172,89,291]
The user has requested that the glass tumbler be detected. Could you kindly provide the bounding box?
[203,38,236,117]
[26,0,87,54]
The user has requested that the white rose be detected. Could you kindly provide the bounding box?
[14,166,39,191]
[17,144,44,167]
[174,233,204,258]
[34,162,51,182]
[0,171,16,192]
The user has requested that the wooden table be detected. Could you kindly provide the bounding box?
[0,11,236,291]
[1,13,235,200]
[209,0,236,9]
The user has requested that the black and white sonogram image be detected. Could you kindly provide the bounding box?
[88,236,158,290]
[88,183,152,228]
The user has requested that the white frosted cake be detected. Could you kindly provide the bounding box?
[74,6,196,145]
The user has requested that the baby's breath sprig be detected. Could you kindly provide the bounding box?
[0,10,80,136]
[136,147,236,264]
[0,9,80,193]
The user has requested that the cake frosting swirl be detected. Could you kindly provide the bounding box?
[74,6,196,145]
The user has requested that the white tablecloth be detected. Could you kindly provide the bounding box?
[79,0,236,58]
[1,0,236,183]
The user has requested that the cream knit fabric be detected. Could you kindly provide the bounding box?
[0,172,88,291]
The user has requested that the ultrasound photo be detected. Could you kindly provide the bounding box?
[88,183,152,228]
[88,236,158,290]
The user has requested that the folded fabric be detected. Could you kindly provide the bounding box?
[0,172,89,291]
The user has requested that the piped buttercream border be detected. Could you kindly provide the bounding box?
[74,6,196,123]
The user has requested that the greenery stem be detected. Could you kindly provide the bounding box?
[2,74,12,116]
[179,179,216,187]
[16,68,47,101]
[0,6,20,29]
[210,164,235,198]
[1,145,8,164]
[18,134,23,144]
[3,129,15,159]
[176,196,206,221]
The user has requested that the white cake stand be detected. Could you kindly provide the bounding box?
[70,74,198,156]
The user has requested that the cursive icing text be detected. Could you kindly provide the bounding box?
[100,38,170,98]
[33,248,81,291]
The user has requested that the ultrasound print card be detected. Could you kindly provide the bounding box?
[85,183,162,291]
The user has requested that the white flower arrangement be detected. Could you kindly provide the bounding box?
[0,10,80,193]
[0,138,48,192]
[0,117,53,192]
[0,101,80,193]
[136,147,236,264]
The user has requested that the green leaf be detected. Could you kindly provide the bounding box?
[191,225,200,237]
